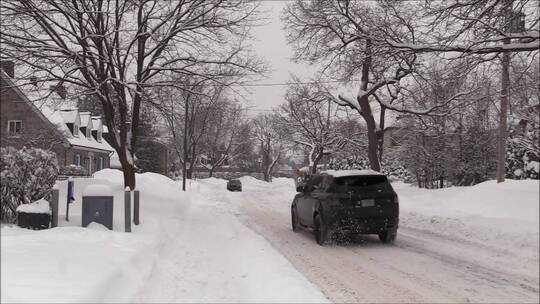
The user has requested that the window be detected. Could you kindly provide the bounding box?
[98,157,104,170]
[73,123,79,136]
[86,128,91,139]
[7,120,22,137]
[73,154,81,166]
[97,131,102,142]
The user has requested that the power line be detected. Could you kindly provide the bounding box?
[230,79,359,87]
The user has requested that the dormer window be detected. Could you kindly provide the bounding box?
[73,123,79,136]
[97,130,102,142]
[86,127,91,139]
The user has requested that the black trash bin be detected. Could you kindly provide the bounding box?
[82,185,114,230]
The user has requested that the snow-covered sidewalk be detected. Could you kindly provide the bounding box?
[137,183,327,303]
[1,170,327,303]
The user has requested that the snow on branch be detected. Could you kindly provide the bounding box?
[388,40,540,54]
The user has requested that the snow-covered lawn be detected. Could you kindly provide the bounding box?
[1,170,538,303]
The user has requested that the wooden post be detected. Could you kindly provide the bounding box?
[124,190,131,232]
[50,189,59,228]
[66,179,74,221]
[134,190,140,225]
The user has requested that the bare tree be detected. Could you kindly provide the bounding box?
[279,77,346,174]
[200,99,247,177]
[253,113,286,182]
[382,0,539,182]
[0,0,264,188]
[284,0,539,179]
[154,79,224,189]
[283,0,418,172]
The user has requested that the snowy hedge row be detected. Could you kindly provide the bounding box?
[0,147,59,223]
[507,110,540,180]
[328,156,413,182]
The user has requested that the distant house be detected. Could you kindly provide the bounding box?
[0,64,114,175]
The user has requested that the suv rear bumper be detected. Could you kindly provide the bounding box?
[328,216,399,234]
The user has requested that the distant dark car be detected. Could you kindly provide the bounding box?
[291,170,399,245]
[227,179,242,192]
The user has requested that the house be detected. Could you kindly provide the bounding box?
[0,63,114,175]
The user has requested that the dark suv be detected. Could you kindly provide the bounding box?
[291,170,399,245]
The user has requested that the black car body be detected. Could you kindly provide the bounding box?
[291,170,399,245]
[226,179,242,192]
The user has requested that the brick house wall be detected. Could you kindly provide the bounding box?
[65,148,110,173]
[0,76,68,165]
[1,73,112,175]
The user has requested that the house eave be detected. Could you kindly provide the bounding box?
[69,144,114,154]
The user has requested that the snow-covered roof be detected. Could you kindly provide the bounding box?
[5,76,114,153]
[40,105,114,152]
[79,112,92,127]
[59,109,79,124]
[321,169,384,177]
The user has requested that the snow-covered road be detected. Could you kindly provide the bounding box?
[198,177,540,303]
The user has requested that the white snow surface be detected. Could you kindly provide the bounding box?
[1,169,327,303]
[2,170,538,303]
[82,184,113,197]
[322,169,384,177]
[15,199,51,214]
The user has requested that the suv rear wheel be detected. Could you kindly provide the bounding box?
[291,206,300,232]
[314,214,329,246]
[378,230,397,244]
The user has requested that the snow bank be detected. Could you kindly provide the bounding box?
[16,199,51,214]
[82,184,113,196]
[395,179,539,222]
[1,225,157,303]
[393,179,539,265]
[238,175,267,187]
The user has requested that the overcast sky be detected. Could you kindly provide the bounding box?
[244,1,315,115]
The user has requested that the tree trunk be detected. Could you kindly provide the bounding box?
[377,106,386,162]
[357,39,381,172]
[361,111,381,172]
[310,149,323,174]
[263,169,270,182]
[118,150,136,190]
[208,168,214,178]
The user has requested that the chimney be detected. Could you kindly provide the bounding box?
[0,61,15,78]
[30,76,38,86]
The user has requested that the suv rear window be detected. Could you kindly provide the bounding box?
[331,175,391,193]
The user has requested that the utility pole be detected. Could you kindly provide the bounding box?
[183,94,189,191]
[497,0,525,183]
[497,36,510,183]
